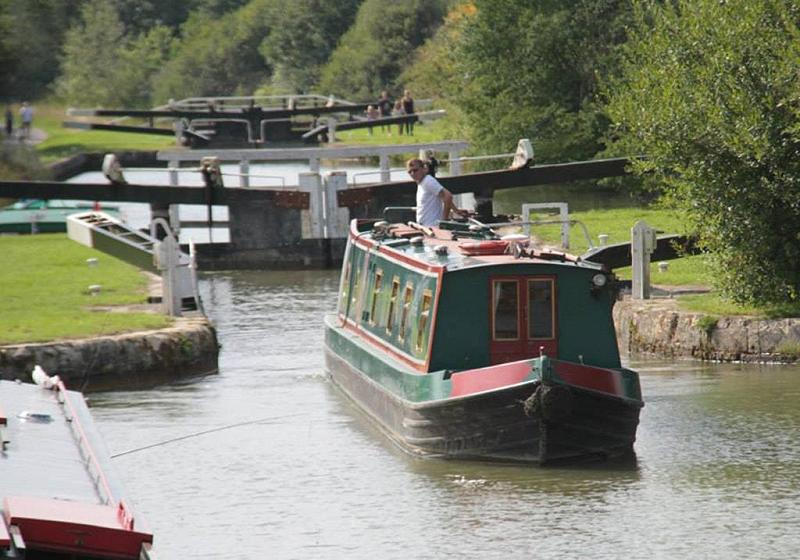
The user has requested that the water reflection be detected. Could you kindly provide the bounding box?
[88,271,800,559]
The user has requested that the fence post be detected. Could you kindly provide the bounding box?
[631,220,657,299]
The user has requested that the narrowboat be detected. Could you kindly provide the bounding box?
[0,372,155,559]
[0,199,121,234]
[324,219,643,465]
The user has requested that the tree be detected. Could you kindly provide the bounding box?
[152,0,272,102]
[318,0,447,101]
[605,0,800,304]
[452,0,631,161]
[55,0,129,106]
[1,0,79,100]
[258,0,361,94]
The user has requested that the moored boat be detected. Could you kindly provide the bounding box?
[324,218,643,465]
[0,199,121,234]
[0,372,155,559]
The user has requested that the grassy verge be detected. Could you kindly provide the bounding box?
[531,206,800,318]
[33,101,175,165]
[335,118,455,146]
[0,233,171,344]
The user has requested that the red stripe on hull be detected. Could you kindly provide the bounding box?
[552,361,621,397]
[449,360,533,397]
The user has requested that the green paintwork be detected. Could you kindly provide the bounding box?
[337,233,621,373]
[0,200,120,234]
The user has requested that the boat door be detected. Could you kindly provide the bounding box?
[489,276,557,364]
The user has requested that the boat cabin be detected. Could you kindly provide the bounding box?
[336,220,622,375]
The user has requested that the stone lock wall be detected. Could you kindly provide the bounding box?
[614,297,800,362]
[0,317,219,391]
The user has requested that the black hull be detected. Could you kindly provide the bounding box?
[325,348,641,465]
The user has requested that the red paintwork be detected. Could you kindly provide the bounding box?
[553,361,621,397]
[449,359,533,397]
[488,275,558,365]
[458,239,509,256]
[3,496,152,559]
[0,516,9,547]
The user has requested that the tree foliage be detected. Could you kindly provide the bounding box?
[318,0,446,101]
[151,0,272,102]
[55,0,130,106]
[258,0,360,94]
[452,0,631,161]
[1,0,79,100]
[605,0,800,304]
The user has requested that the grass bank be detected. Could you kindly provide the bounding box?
[0,234,170,344]
[32,102,174,165]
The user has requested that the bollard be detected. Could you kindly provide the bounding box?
[631,220,657,299]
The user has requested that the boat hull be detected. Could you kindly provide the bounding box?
[325,346,641,465]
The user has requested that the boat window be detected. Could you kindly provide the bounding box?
[399,283,414,341]
[527,279,554,339]
[369,270,383,325]
[492,280,519,340]
[386,276,400,334]
[339,258,351,314]
[416,290,433,352]
[349,265,361,319]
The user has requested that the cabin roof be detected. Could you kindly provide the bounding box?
[351,220,605,274]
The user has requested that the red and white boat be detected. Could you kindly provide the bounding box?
[1,374,154,559]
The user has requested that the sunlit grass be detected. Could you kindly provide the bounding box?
[335,118,455,146]
[0,234,170,344]
[33,101,175,164]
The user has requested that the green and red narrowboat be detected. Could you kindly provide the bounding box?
[324,218,643,465]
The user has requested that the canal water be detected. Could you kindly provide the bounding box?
[88,270,800,560]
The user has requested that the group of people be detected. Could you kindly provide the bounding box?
[364,90,416,136]
[4,102,34,141]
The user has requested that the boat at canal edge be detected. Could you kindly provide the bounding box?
[1,372,155,559]
[324,219,643,464]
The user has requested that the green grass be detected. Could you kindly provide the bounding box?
[33,102,175,165]
[335,118,455,146]
[528,205,800,317]
[0,234,171,344]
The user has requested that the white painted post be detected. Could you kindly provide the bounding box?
[324,171,349,238]
[299,172,323,239]
[631,220,657,299]
[239,160,250,188]
[308,157,320,175]
[327,118,337,142]
[379,154,390,183]
[154,220,182,316]
[449,150,462,176]
[168,160,179,187]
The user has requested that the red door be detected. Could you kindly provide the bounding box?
[489,276,557,365]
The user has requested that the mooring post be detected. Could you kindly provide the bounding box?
[631,220,657,299]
